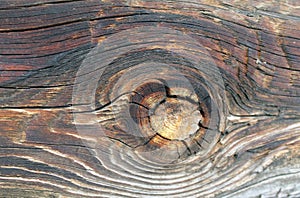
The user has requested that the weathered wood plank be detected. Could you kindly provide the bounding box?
[0,0,299,197]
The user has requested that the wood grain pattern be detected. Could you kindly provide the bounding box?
[0,0,300,197]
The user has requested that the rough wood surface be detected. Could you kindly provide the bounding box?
[0,0,300,197]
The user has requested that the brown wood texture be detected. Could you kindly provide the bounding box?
[0,0,300,197]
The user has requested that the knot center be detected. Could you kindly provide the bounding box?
[150,98,202,140]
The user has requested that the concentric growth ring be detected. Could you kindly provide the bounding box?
[72,26,225,164]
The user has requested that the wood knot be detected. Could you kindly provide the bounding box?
[150,97,202,140]
[73,26,225,163]
[92,58,220,163]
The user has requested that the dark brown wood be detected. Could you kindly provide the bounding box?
[0,0,300,197]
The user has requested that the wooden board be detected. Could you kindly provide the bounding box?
[0,0,299,197]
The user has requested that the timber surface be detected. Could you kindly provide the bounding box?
[0,0,300,197]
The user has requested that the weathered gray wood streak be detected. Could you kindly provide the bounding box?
[0,0,300,197]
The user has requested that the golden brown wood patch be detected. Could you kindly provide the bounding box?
[0,0,299,197]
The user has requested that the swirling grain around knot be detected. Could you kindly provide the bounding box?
[71,25,226,197]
